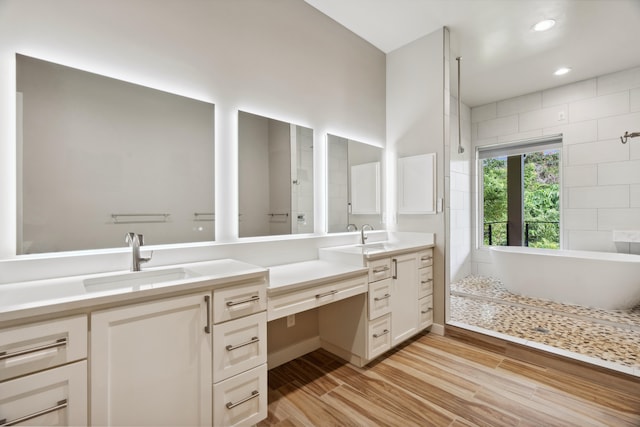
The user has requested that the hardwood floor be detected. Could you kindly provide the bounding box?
[258,332,640,427]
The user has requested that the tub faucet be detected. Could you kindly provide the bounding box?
[125,232,152,272]
[361,224,374,244]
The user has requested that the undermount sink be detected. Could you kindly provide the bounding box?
[356,242,391,250]
[84,267,198,292]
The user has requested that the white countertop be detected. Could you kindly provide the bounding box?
[268,260,368,295]
[318,235,435,267]
[0,259,267,325]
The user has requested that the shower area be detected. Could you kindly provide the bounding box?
[447,59,640,377]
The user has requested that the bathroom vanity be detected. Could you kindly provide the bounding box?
[0,234,434,426]
[0,260,269,427]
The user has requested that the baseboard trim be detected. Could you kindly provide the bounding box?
[267,336,321,369]
[430,323,445,336]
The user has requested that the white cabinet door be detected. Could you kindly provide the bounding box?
[390,253,419,346]
[0,361,87,426]
[91,292,212,426]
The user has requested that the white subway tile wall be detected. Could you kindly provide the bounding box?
[469,65,640,275]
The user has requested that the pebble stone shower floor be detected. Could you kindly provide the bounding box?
[450,276,640,376]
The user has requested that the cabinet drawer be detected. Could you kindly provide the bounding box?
[367,314,391,360]
[213,281,267,324]
[268,276,367,321]
[213,363,267,427]
[213,312,267,383]
[0,360,87,426]
[419,297,433,329]
[418,267,433,299]
[367,258,391,282]
[0,315,87,382]
[418,249,433,269]
[368,278,392,320]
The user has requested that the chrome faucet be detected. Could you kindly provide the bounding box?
[361,224,373,244]
[125,232,152,272]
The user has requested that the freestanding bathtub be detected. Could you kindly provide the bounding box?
[489,246,640,310]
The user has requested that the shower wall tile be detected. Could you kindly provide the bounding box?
[477,114,518,139]
[597,66,640,95]
[496,129,542,143]
[631,185,640,208]
[632,140,640,160]
[471,102,496,123]
[569,91,629,122]
[598,160,640,185]
[563,209,597,230]
[568,185,628,209]
[597,111,640,140]
[563,164,597,187]
[542,78,596,107]
[598,208,640,230]
[568,139,629,165]
[519,104,568,131]
[567,230,619,252]
[497,92,541,117]
[632,88,640,112]
[543,120,597,145]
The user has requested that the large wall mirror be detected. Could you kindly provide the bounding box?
[238,111,314,238]
[327,134,383,233]
[16,54,215,254]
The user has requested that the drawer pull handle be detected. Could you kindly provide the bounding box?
[421,308,433,314]
[421,279,433,284]
[226,295,260,307]
[0,399,67,426]
[0,338,67,361]
[373,329,389,338]
[226,336,259,351]
[421,256,432,261]
[315,290,338,299]
[204,295,211,334]
[372,266,390,273]
[226,390,260,409]
[374,294,391,301]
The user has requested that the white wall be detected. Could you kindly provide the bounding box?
[387,28,447,325]
[471,65,640,275]
[0,0,385,274]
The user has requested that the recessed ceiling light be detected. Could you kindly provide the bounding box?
[532,19,556,32]
[554,67,572,76]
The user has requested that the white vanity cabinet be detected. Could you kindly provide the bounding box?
[0,315,88,426]
[319,247,433,367]
[212,283,267,427]
[91,292,213,426]
[418,249,434,328]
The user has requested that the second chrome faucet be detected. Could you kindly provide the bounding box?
[360,224,374,244]
[125,232,153,271]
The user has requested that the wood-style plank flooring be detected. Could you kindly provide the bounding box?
[258,332,640,427]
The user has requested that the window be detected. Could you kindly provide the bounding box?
[478,136,561,249]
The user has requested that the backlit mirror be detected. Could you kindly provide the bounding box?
[327,134,383,233]
[17,54,215,254]
[238,111,314,238]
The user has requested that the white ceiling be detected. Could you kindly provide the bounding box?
[304,0,640,106]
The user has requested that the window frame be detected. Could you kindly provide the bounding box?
[476,135,562,249]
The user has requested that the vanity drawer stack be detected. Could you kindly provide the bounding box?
[212,280,268,427]
[418,249,434,328]
[365,258,392,359]
[0,315,88,426]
